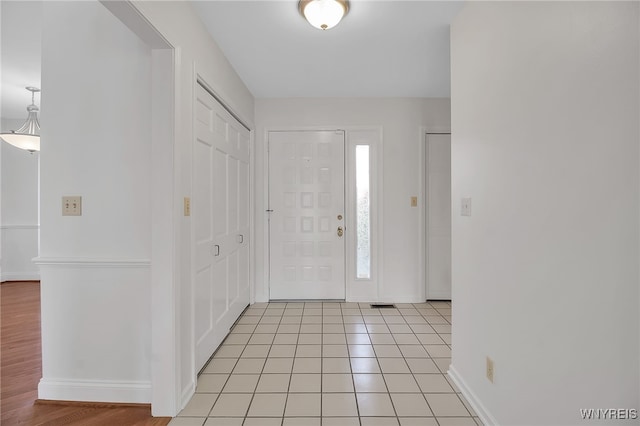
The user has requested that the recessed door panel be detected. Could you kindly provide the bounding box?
[269,131,345,300]
[193,83,250,372]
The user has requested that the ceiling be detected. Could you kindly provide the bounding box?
[0,0,463,122]
[192,0,465,98]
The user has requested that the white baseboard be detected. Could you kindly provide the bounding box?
[379,297,430,303]
[180,380,196,411]
[33,257,151,268]
[38,378,151,404]
[347,297,433,304]
[1,272,40,282]
[426,295,452,301]
[448,364,498,426]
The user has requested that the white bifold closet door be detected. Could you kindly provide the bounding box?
[268,130,345,300]
[193,83,250,372]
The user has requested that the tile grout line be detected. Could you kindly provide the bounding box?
[425,301,455,426]
[412,302,441,424]
[374,306,400,423]
[281,302,294,426]
[180,300,477,425]
[383,305,417,422]
[242,303,270,419]
[199,308,259,419]
[422,301,475,420]
[347,303,362,425]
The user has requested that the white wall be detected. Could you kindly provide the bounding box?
[450,2,639,425]
[254,98,450,303]
[1,118,39,281]
[35,0,255,414]
[38,0,153,403]
[131,1,255,413]
[1,0,41,282]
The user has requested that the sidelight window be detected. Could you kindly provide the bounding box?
[355,145,370,279]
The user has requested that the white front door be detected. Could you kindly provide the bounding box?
[268,131,345,300]
[426,133,451,300]
[193,83,250,372]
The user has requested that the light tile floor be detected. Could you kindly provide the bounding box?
[171,301,482,426]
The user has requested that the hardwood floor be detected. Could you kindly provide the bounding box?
[1,281,171,425]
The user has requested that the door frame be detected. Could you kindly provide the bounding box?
[261,126,383,302]
[99,1,178,415]
[419,127,452,302]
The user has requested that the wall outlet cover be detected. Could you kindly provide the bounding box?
[62,196,82,216]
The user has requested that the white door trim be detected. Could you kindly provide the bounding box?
[344,128,384,302]
[262,126,383,303]
[420,128,452,302]
[99,1,178,416]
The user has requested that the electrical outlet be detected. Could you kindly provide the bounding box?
[184,197,191,216]
[486,356,494,383]
[62,196,82,216]
[411,196,418,207]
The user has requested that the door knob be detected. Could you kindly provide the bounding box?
[337,226,344,237]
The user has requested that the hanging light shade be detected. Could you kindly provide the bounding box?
[1,87,41,153]
[299,0,349,30]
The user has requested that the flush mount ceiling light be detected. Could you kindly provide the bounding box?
[0,86,41,153]
[299,0,349,30]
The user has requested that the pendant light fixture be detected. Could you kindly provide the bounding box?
[0,87,41,153]
[299,0,349,30]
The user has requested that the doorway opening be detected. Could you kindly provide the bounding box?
[424,132,452,301]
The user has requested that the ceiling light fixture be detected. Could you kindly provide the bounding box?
[0,86,41,153]
[299,0,349,30]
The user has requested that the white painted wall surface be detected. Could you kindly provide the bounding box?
[132,1,254,124]
[450,2,639,425]
[254,98,450,303]
[1,119,40,281]
[38,0,152,403]
[131,1,255,414]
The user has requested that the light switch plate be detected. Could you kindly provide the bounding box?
[411,196,418,207]
[184,197,191,216]
[486,356,494,383]
[461,198,472,216]
[62,196,82,216]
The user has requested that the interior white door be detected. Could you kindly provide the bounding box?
[426,133,452,300]
[268,131,345,300]
[193,83,250,372]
